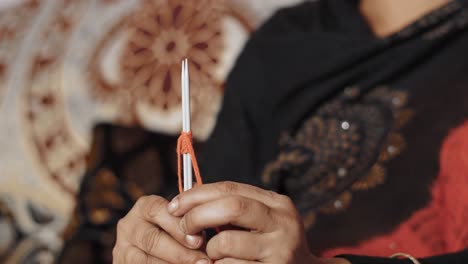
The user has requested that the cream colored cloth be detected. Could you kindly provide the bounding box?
[0,0,303,262]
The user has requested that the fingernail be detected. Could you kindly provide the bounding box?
[167,198,179,214]
[196,259,210,264]
[185,235,202,248]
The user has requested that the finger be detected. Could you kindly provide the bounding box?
[214,258,259,264]
[114,223,132,262]
[180,195,276,234]
[119,246,169,264]
[133,195,204,249]
[206,230,266,261]
[167,183,270,217]
[168,182,283,216]
[112,244,125,263]
[128,220,211,264]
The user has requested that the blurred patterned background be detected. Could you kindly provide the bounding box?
[0,0,303,263]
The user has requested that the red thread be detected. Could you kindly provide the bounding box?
[177,131,203,193]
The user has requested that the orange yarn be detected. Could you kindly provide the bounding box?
[177,131,224,234]
[176,131,203,193]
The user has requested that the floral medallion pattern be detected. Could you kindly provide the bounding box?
[0,0,40,105]
[89,0,254,138]
[263,86,414,229]
[24,0,90,194]
[0,0,302,262]
[119,0,224,110]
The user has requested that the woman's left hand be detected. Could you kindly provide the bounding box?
[166,181,341,264]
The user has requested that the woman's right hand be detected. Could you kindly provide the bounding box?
[113,195,211,264]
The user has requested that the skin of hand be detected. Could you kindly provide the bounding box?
[112,194,210,264]
[167,181,350,264]
[112,181,350,264]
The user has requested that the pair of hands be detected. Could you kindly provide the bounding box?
[113,181,348,264]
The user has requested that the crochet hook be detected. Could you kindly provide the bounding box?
[181,58,193,191]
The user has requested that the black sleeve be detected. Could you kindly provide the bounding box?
[339,249,468,264]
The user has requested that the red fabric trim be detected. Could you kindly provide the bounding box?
[321,121,468,258]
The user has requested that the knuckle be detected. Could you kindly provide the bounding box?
[146,195,167,219]
[142,227,162,252]
[116,218,128,234]
[135,196,149,208]
[220,181,238,194]
[136,195,166,220]
[279,213,303,237]
[260,233,277,257]
[112,246,120,261]
[230,197,249,216]
[264,190,278,199]
[116,219,124,232]
[125,247,146,264]
[264,206,276,224]
[174,250,199,264]
[222,197,249,220]
[277,194,295,208]
[279,209,300,228]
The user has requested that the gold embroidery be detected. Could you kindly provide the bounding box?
[352,164,386,191]
[262,86,414,228]
[303,211,317,229]
[319,191,352,214]
[394,109,415,129]
[262,149,308,184]
[379,133,406,162]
